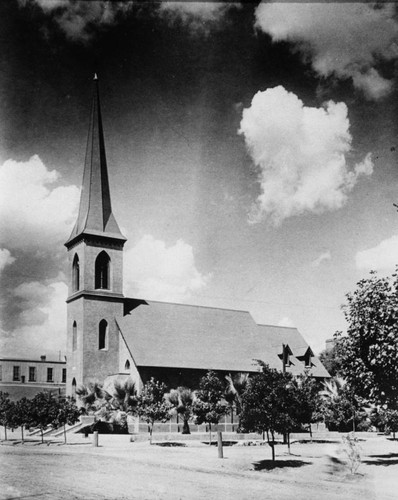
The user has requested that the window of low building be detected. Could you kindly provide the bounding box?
[62,368,67,383]
[29,366,36,382]
[47,367,53,382]
[13,366,20,381]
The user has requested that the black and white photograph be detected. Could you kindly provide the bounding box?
[1,1,398,499]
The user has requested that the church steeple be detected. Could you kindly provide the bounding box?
[65,75,126,247]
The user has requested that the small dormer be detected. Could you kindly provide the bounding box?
[296,346,314,368]
[278,344,293,370]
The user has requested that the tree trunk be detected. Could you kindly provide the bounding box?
[182,418,190,435]
[209,423,212,445]
[309,423,313,439]
[64,424,67,444]
[287,432,291,454]
[271,430,275,461]
[4,425,7,441]
[21,426,24,444]
[41,428,44,444]
[149,422,153,445]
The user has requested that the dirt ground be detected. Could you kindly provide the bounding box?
[0,432,397,500]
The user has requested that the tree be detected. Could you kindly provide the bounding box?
[136,378,170,444]
[224,372,249,431]
[192,371,228,445]
[29,392,60,443]
[381,409,398,439]
[12,398,32,443]
[107,378,138,432]
[0,392,14,441]
[240,362,296,461]
[319,377,367,432]
[165,387,195,434]
[336,270,398,408]
[75,382,110,415]
[53,397,81,444]
[290,370,322,437]
[318,342,343,377]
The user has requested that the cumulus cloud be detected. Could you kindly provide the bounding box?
[355,235,398,271]
[278,316,295,328]
[21,0,133,42]
[0,155,79,250]
[0,280,67,358]
[0,249,15,273]
[312,251,331,268]
[238,86,373,224]
[124,234,210,300]
[255,2,398,100]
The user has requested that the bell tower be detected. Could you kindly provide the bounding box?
[65,75,127,395]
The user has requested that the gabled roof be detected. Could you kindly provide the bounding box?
[116,300,329,377]
[65,75,126,247]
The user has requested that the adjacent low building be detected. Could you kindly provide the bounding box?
[0,356,66,401]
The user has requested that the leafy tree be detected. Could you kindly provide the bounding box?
[52,397,81,444]
[107,378,138,432]
[192,371,228,445]
[290,370,322,437]
[381,409,398,439]
[224,372,249,431]
[29,392,60,443]
[318,342,343,377]
[165,387,195,434]
[240,362,297,461]
[319,377,367,432]
[12,398,32,443]
[0,392,14,441]
[336,270,398,408]
[75,382,110,415]
[136,378,170,444]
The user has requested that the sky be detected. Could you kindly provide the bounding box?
[1,1,398,360]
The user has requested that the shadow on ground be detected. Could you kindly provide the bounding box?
[252,459,311,471]
[154,442,187,447]
[363,453,398,466]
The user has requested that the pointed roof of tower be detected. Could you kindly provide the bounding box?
[65,75,126,247]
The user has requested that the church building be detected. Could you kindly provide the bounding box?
[65,76,329,397]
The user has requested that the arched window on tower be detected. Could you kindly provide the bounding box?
[95,251,110,290]
[72,321,77,351]
[125,360,130,371]
[72,377,76,397]
[99,319,108,350]
[72,254,80,292]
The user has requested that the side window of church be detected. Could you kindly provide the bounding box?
[72,254,80,292]
[72,321,77,351]
[99,319,108,350]
[95,251,110,290]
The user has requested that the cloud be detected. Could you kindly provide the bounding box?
[238,86,373,224]
[312,251,331,268]
[355,235,398,271]
[158,1,235,30]
[255,2,398,100]
[0,249,15,273]
[0,280,67,358]
[124,234,210,300]
[0,155,79,250]
[278,317,295,328]
[21,0,133,42]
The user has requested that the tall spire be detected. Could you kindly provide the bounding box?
[66,75,126,246]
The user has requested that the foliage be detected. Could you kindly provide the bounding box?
[192,371,228,443]
[75,382,110,414]
[381,409,398,439]
[165,387,195,434]
[290,370,322,432]
[0,392,15,440]
[318,378,368,432]
[336,270,398,407]
[224,372,249,431]
[136,378,170,443]
[12,398,32,442]
[29,392,61,443]
[318,343,343,378]
[52,397,81,443]
[240,362,297,461]
[342,433,362,474]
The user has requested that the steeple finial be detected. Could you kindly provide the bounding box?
[65,77,126,247]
